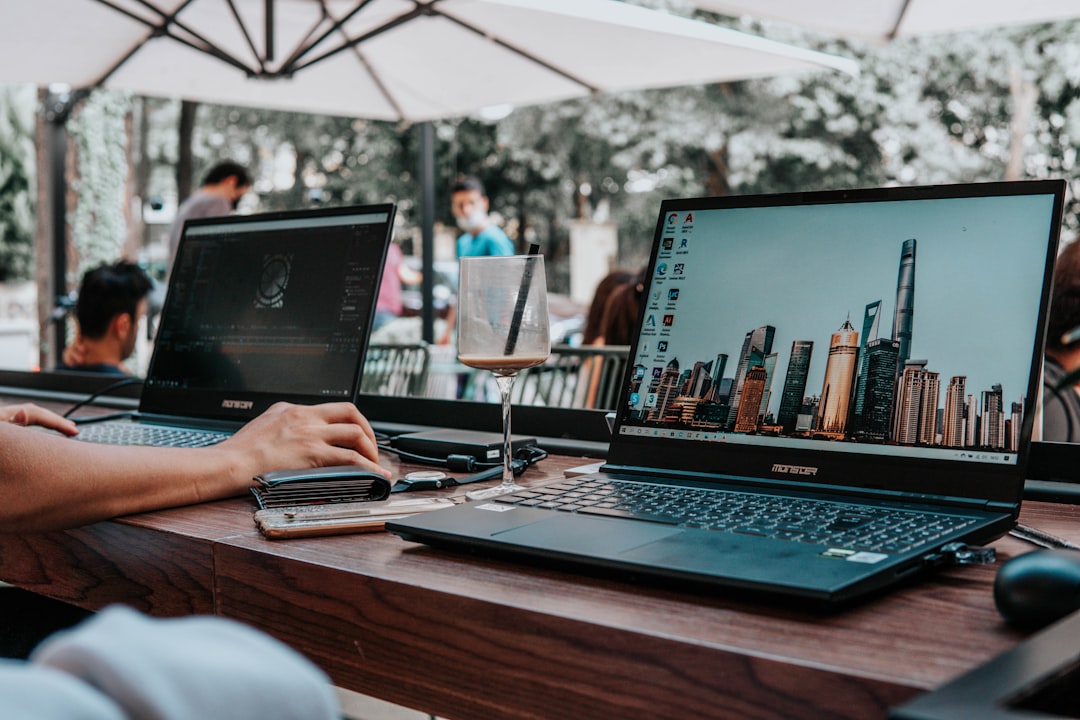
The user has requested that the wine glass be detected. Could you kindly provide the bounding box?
[456,254,550,500]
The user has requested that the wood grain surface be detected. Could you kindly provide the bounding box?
[2,394,1079,718]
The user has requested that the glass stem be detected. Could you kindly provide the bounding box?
[496,373,515,489]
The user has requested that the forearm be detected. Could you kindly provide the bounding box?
[0,426,252,533]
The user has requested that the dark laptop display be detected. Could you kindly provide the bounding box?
[77,203,395,446]
[388,182,1064,604]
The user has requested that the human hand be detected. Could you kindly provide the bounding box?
[62,338,87,368]
[0,403,79,436]
[224,402,390,479]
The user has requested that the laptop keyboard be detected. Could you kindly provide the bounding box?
[76,422,230,448]
[493,477,976,554]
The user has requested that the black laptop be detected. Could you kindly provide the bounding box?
[388,181,1065,604]
[76,203,395,447]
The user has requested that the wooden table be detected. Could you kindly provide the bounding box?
[1,448,1077,720]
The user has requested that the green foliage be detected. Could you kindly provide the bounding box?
[68,89,131,279]
[0,85,36,282]
[106,16,1080,290]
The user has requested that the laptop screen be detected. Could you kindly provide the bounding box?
[139,204,395,421]
[610,182,1063,503]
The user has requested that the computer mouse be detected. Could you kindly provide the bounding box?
[993,549,1080,629]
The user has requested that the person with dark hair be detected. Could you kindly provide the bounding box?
[440,176,516,347]
[167,160,253,268]
[58,261,153,375]
[449,176,515,259]
[582,269,637,346]
[571,270,642,408]
[1042,238,1080,442]
[594,271,645,347]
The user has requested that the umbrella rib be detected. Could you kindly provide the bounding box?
[886,0,914,41]
[89,0,260,82]
[278,0,379,75]
[350,47,407,120]
[295,4,434,73]
[223,0,266,72]
[277,3,337,77]
[433,7,599,94]
[133,0,258,71]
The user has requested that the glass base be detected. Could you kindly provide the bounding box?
[465,482,526,501]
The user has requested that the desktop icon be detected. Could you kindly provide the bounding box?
[656,263,668,276]
[668,288,680,301]
[662,237,674,250]
[657,341,668,352]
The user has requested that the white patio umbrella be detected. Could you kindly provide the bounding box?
[1,0,856,343]
[694,0,1080,44]
[1,0,856,121]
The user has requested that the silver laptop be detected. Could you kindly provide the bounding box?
[76,203,395,447]
[388,181,1064,605]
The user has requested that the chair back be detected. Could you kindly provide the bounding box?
[467,344,629,410]
[360,343,431,397]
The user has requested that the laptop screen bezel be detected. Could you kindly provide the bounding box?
[138,202,396,422]
[606,181,1065,507]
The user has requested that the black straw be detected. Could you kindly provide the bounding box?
[503,243,541,355]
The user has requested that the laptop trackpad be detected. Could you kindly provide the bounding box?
[493,514,682,555]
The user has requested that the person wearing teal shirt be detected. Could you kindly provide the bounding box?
[457,223,514,257]
[451,176,515,258]
[441,177,515,347]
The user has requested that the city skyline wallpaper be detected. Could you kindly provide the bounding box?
[625,192,1057,456]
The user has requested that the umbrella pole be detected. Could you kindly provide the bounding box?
[43,88,86,368]
[420,121,436,345]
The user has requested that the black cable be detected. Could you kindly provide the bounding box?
[63,377,144,419]
[378,441,549,473]
[377,442,499,472]
[390,445,549,493]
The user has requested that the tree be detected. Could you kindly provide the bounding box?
[67,90,132,278]
[0,85,37,281]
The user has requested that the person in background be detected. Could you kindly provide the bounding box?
[167,160,252,270]
[582,269,637,346]
[373,241,423,333]
[58,261,152,375]
[572,269,642,409]
[592,270,645,346]
[440,175,515,347]
[450,176,515,259]
[1042,238,1080,442]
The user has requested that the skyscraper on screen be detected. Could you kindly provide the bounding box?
[861,338,900,438]
[892,239,916,370]
[852,300,882,428]
[734,365,768,433]
[942,376,967,448]
[777,340,813,433]
[817,317,859,435]
[726,325,775,428]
